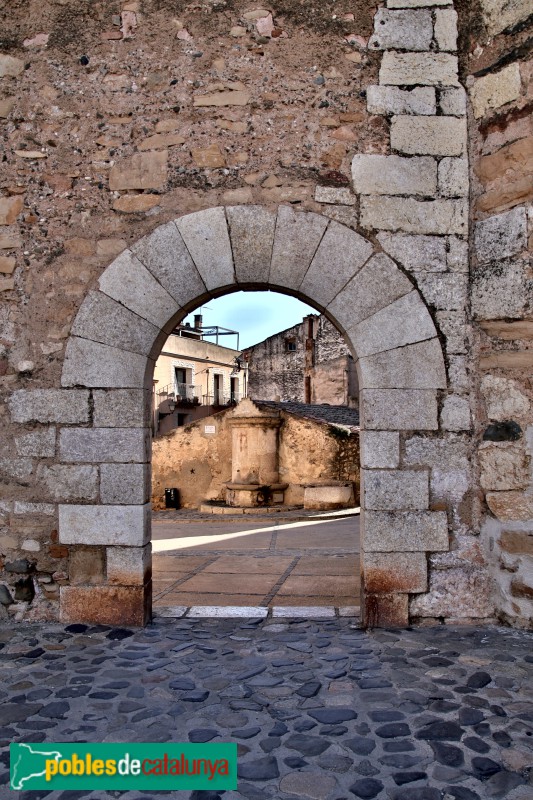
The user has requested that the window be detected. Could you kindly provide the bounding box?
[286,339,297,352]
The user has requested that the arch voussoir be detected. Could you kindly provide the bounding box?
[227,205,277,285]
[175,206,234,291]
[269,205,329,290]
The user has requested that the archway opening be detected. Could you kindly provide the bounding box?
[149,289,362,618]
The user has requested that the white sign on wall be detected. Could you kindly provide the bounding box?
[204,425,216,434]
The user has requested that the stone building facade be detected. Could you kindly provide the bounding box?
[243,314,358,406]
[0,0,531,628]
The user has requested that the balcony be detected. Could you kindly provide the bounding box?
[203,391,241,408]
[157,384,201,415]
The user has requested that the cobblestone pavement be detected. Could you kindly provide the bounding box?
[1,617,532,800]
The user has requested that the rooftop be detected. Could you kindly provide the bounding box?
[257,401,360,431]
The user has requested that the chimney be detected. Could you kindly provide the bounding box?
[194,314,203,330]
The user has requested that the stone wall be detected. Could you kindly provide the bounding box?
[465,0,533,628]
[152,406,359,509]
[0,0,531,629]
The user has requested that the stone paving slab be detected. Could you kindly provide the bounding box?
[1,618,532,800]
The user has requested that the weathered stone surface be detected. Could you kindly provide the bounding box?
[0,97,15,117]
[388,0,451,6]
[361,197,467,235]
[410,566,493,618]
[113,195,161,213]
[359,339,446,389]
[101,463,151,504]
[227,205,276,284]
[0,256,16,274]
[360,431,400,469]
[472,260,530,320]
[377,233,446,272]
[327,253,412,332]
[480,375,530,421]
[279,772,336,800]
[479,442,529,491]
[391,116,466,156]
[69,547,106,585]
[0,457,33,481]
[176,207,234,291]
[98,250,178,332]
[9,390,90,424]
[366,85,436,116]
[474,207,527,263]
[480,320,533,340]
[93,390,151,428]
[131,221,207,308]
[361,389,438,430]
[138,133,185,150]
[62,338,151,389]
[434,8,458,50]
[191,144,225,168]
[109,151,167,190]
[500,531,533,555]
[71,291,159,356]
[300,221,373,307]
[37,465,99,502]
[364,511,449,552]
[193,90,249,107]
[480,351,533,370]
[270,207,329,289]
[447,237,468,272]
[352,155,437,196]
[480,0,532,36]
[363,551,428,593]
[60,585,149,625]
[368,9,433,51]
[440,395,471,431]
[487,492,533,521]
[349,292,437,358]
[413,273,467,311]
[379,52,459,87]
[470,64,521,119]
[363,592,409,627]
[439,87,466,116]
[0,196,24,225]
[438,158,469,197]
[59,504,150,546]
[363,469,429,510]
[107,544,151,585]
[404,435,469,470]
[15,429,56,458]
[60,429,150,464]
[0,54,24,77]
[314,187,355,205]
[13,501,55,516]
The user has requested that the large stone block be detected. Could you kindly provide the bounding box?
[410,565,493,619]
[37,464,99,502]
[413,273,467,311]
[368,9,433,50]
[363,551,428,593]
[69,547,106,585]
[363,592,409,628]
[109,151,167,191]
[9,390,90,424]
[434,8,458,51]
[474,207,527,264]
[176,207,234,291]
[360,431,400,469]
[227,205,276,284]
[471,260,529,320]
[60,584,150,626]
[364,510,448,552]
[300,221,373,308]
[0,457,33,481]
[470,63,521,119]
[107,544,151,585]
[352,155,437,196]
[379,52,459,87]
[436,311,467,354]
[363,469,429,510]
[388,0,452,6]
[0,196,24,225]
[361,196,467,235]
[269,206,328,290]
[500,531,533,556]
[15,429,56,457]
[439,87,466,116]
[440,395,471,431]
[359,338,446,389]
[486,492,533,521]
[60,428,150,464]
[480,0,532,36]
[327,253,412,333]
[366,86,436,116]
[100,463,151,504]
[62,338,152,389]
[404,436,469,470]
[479,442,529,491]
[93,389,151,428]
[480,375,530,421]
[98,250,179,332]
[131,221,207,308]
[71,291,159,356]
[438,158,469,197]
[361,388,438,430]
[377,233,446,272]
[59,504,150,546]
[349,291,437,358]
[391,116,466,156]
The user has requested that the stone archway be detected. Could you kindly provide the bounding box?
[57,204,448,628]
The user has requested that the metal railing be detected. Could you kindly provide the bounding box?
[156,383,201,412]
[202,392,241,407]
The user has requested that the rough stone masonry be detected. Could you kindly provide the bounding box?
[0,0,531,629]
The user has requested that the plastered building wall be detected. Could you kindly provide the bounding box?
[0,0,531,628]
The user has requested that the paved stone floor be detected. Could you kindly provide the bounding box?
[152,513,360,610]
[1,616,532,799]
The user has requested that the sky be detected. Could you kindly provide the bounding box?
[182,291,317,351]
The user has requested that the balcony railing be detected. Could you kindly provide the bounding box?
[157,383,201,414]
[203,392,241,407]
